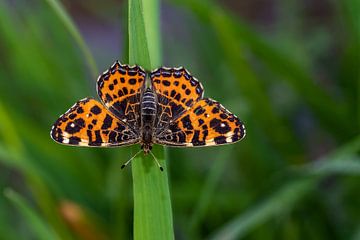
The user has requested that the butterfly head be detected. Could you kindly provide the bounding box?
[141,143,152,155]
[120,144,163,171]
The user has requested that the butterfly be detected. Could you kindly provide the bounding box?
[50,61,246,170]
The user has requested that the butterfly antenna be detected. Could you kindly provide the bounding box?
[149,150,164,171]
[121,149,143,170]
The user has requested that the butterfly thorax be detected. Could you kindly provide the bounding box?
[140,87,157,154]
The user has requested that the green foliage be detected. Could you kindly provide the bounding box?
[5,189,61,240]
[44,0,98,78]
[128,0,174,239]
[0,0,358,239]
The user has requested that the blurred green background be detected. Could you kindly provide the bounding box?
[0,0,359,239]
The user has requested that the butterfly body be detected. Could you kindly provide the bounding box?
[51,61,246,151]
[140,87,158,154]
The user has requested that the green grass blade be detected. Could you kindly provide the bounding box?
[340,0,360,130]
[43,0,98,78]
[128,0,174,239]
[175,0,352,137]
[352,226,360,240]
[172,0,302,161]
[209,179,314,240]
[0,100,74,240]
[305,156,360,175]
[142,0,161,66]
[4,189,61,240]
[209,135,360,240]
[188,149,233,235]
[300,135,360,175]
[128,0,151,68]
[131,147,173,240]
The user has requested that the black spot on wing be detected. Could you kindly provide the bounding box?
[185,99,193,107]
[115,122,126,131]
[129,78,137,85]
[87,130,92,143]
[214,136,227,144]
[210,118,221,128]
[90,105,102,115]
[65,118,85,134]
[74,118,85,127]
[211,107,219,114]
[198,119,204,126]
[170,90,177,98]
[92,130,102,146]
[105,93,112,102]
[161,69,171,77]
[231,128,240,142]
[69,113,77,119]
[69,136,81,145]
[214,121,231,134]
[109,131,117,143]
[191,130,206,146]
[51,127,63,143]
[194,106,205,116]
[195,86,203,95]
[128,68,138,76]
[162,80,170,86]
[101,114,113,129]
[181,115,193,130]
[190,78,197,86]
[76,107,84,114]
[177,132,186,143]
[184,72,191,80]
[220,113,228,119]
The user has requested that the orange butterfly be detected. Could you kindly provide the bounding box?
[51,61,246,169]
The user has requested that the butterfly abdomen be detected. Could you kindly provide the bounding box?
[140,88,157,152]
[141,88,157,117]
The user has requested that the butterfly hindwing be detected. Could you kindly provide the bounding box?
[150,67,204,135]
[97,61,146,131]
[155,98,245,147]
[50,98,140,147]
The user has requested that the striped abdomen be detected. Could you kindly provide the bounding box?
[141,88,157,147]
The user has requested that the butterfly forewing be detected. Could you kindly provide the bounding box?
[50,98,140,147]
[150,67,204,135]
[97,61,146,131]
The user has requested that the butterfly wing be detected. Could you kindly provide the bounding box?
[154,98,245,147]
[150,67,204,135]
[50,98,140,147]
[97,61,146,132]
